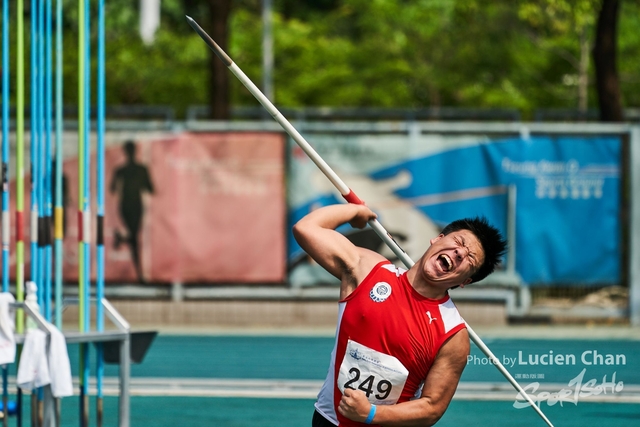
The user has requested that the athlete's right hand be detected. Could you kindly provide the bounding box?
[348,205,377,229]
[338,388,372,423]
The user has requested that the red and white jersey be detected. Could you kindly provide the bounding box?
[315,261,467,426]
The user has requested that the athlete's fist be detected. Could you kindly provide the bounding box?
[348,205,377,229]
[338,388,371,423]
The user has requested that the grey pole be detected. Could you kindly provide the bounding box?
[119,334,131,427]
[103,297,131,427]
[42,386,55,427]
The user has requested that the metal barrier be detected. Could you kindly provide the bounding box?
[63,297,131,427]
[11,298,131,427]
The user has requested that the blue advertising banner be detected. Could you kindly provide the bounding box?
[287,135,621,287]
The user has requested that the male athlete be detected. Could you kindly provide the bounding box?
[293,203,506,426]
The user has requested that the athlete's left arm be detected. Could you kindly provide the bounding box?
[339,329,470,426]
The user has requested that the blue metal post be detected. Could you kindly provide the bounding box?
[81,1,92,426]
[53,0,63,331]
[96,2,106,425]
[44,0,53,323]
[29,0,39,307]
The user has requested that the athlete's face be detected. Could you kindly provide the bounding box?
[420,229,485,288]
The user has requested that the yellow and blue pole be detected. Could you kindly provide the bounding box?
[78,0,92,425]
[1,0,10,423]
[1,0,10,296]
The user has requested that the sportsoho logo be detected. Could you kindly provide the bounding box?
[467,348,627,408]
[513,368,624,408]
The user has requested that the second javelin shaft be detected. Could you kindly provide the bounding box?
[187,16,552,426]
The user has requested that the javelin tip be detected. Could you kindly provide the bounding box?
[186,15,233,67]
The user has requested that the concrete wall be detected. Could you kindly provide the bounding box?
[63,300,506,331]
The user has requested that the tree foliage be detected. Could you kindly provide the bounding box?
[9,0,639,119]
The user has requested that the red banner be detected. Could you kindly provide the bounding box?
[7,132,286,284]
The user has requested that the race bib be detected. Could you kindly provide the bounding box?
[337,340,409,405]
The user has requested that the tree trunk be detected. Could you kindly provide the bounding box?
[208,0,232,119]
[593,0,623,122]
[577,27,589,113]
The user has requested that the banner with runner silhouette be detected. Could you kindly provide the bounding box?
[6,132,287,284]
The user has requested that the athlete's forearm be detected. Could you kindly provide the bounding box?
[293,203,373,232]
[340,388,448,427]
[372,398,445,427]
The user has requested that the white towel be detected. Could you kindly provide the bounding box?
[16,329,51,392]
[0,293,16,365]
[48,327,73,397]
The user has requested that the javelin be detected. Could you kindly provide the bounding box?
[186,15,553,427]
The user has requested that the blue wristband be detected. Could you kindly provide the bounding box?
[365,404,376,424]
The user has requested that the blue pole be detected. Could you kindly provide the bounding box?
[96,1,105,424]
[37,0,45,308]
[29,0,39,307]
[77,0,87,423]
[82,1,91,426]
[53,0,63,331]
[53,0,63,422]
[44,0,53,323]
[34,0,46,416]
[38,0,47,412]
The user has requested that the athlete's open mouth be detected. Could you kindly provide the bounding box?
[438,254,453,272]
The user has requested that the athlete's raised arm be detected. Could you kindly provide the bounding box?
[293,204,386,299]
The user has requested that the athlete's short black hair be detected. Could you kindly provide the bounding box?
[441,216,507,283]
